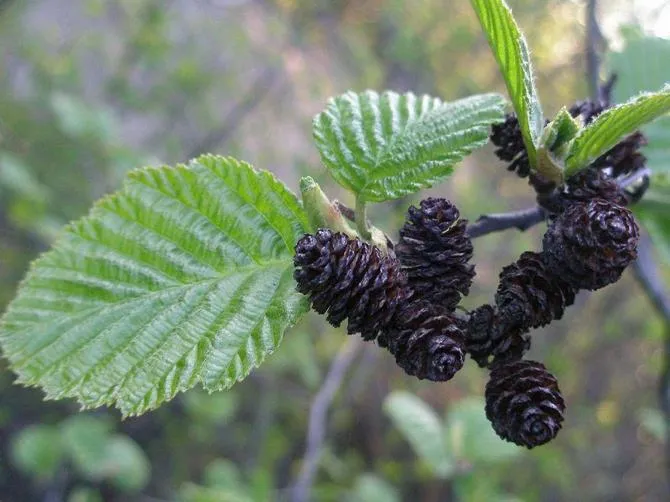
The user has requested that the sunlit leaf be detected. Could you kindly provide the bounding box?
[565,87,670,175]
[471,0,544,165]
[0,155,310,416]
[313,90,505,202]
[608,34,670,174]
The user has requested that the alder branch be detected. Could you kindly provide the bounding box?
[291,337,363,502]
[466,206,546,239]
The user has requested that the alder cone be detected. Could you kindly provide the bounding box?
[383,301,466,382]
[592,131,648,178]
[542,199,640,290]
[465,304,530,368]
[489,114,531,177]
[496,252,576,331]
[562,169,628,207]
[569,99,608,125]
[395,198,474,311]
[294,229,409,341]
[486,360,565,448]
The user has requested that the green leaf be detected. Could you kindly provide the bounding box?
[471,0,543,165]
[444,397,522,464]
[608,34,670,174]
[0,155,310,416]
[11,425,64,480]
[565,86,670,175]
[383,391,455,478]
[313,91,505,202]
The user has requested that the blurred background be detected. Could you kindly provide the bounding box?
[1,0,669,501]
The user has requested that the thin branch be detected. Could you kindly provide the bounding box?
[291,338,363,502]
[466,206,546,239]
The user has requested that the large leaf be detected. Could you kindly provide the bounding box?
[0,155,310,416]
[471,0,544,165]
[313,91,505,202]
[565,87,670,175]
[608,34,670,174]
[383,391,455,478]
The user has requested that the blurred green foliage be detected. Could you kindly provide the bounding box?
[0,0,668,501]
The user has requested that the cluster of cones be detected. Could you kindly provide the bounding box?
[293,88,643,449]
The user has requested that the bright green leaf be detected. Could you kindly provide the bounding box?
[608,34,670,174]
[444,397,522,464]
[565,86,670,175]
[0,155,310,416]
[11,425,64,480]
[384,391,455,478]
[471,0,544,165]
[313,91,505,202]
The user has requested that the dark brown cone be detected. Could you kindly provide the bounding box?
[490,114,531,177]
[569,99,608,125]
[395,198,474,311]
[383,301,466,382]
[294,229,409,341]
[568,75,615,125]
[465,304,530,368]
[496,252,577,332]
[592,131,648,178]
[485,360,565,448]
[562,169,628,207]
[542,199,640,290]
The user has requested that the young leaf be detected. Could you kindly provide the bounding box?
[0,155,310,416]
[313,91,505,202]
[471,0,544,165]
[565,87,670,175]
[383,391,455,478]
[609,34,670,174]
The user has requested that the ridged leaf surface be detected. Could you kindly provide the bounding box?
[0,155,310,416]
[471,0,544,166]
[609,35,670,174]
[313,90,505,202]
[565,86,670,175]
